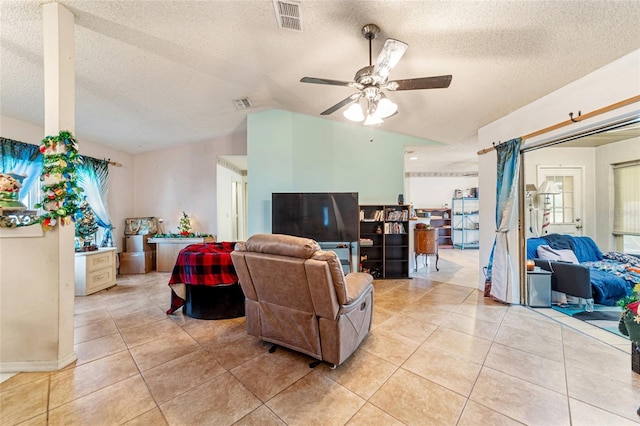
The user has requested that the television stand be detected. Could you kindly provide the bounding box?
[318,242,354,274]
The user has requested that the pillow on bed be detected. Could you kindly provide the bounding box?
[536,245,580,264]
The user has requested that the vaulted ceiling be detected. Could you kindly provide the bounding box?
[2,1,640,172]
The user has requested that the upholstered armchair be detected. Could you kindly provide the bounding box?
[230,234,374,367]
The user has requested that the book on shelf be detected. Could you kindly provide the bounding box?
[384,222,406,234]
[385,209,408,221]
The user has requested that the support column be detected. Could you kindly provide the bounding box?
[0,2,78,372]
[43,1,77,370]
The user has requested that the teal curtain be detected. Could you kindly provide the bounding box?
[0,138,43,203]
[486,137,522,302]
[76,156,114,246]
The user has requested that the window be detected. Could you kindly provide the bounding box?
[613,160,640,253]
[545,175,574,224]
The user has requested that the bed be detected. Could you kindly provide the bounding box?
[166,241,245,319]
[527,234,639,306]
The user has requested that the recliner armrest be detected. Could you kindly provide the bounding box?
[344,272,374,304]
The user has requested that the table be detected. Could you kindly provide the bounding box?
[527,268,552,307]
[165,242,244,319]
[148,236,215,272]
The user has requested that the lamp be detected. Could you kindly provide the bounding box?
[537,180,560,234]
[342,90,398,126]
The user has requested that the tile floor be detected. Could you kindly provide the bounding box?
[1,249,639,425]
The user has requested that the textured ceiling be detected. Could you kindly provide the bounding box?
[2,0,640,173]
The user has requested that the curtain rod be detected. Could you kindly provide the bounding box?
[476,94,640,156]
[107,159,122,167]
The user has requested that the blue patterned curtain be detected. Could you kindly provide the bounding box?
[0,138,43,203]
[76,156,114,246]
[486,137,522,302]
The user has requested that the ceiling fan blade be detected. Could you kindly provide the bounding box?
[320,94,360,115]
[372,38,408,82]
[300,77,352,87]
[385,75,453,91]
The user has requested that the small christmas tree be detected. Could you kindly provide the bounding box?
[75,199,98,250]
[178,211,193,236]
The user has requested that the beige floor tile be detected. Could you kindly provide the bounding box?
[0,373,49,393]
[346,402,405,425]
[0,376,49,426]
[230,348,314,402]
[458,400,525,425]
[122,407,168,425]
[374,314,438,343]
[399,303,453,326]
[266,370,365,425]
[181,316,247,346]
[160,372,261,425]
[73,318,119,344]
[370,307,395,329]
[48,375,156,425]
[439,311,501,340]
[111,305,169,331]
[484,343,567,395]
[369,368,466,425]
[569,398,639,426]
[234,405,286,426]
[493,323,564,362]
[142,349,226,404]
[120,317,184,348]
[128,329,200,372]
[73,332,128,366]
[49,351,139,408]
[375,287,427,312]
[205,333,272,370]
[455,303,509,323]
[73,307,111,328]
[320,349,398,399]
[358,328,421,366]
[501,309,563,341]
[13,413,47,426]
[470,367,570,425]
[424,327,492,364]
[565,363,640,422]
[402,343,482,396]
[562,328,633,379]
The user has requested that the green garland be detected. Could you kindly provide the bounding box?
[35,131,83,231]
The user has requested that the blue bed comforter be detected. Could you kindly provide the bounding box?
[527,235,634,305]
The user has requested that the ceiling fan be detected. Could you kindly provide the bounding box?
[300,24,452,125]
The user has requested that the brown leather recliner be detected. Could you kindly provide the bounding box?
[231,234,374,367]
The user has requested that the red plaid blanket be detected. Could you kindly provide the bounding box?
[167,242,238,314]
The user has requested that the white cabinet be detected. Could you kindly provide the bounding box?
[74,248,117,296]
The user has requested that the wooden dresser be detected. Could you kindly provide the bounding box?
[74,247,117,296]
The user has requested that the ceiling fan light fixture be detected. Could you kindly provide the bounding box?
[363,113,383,126]
[376,96,397,118]
[343,102,364,122]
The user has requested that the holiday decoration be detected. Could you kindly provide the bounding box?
[178,211,193,236]
[75,199,99,251]
[35,131,83,231]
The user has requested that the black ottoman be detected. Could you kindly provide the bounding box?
[184,283,245,320]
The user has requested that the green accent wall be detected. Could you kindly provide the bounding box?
[247,109,439,235]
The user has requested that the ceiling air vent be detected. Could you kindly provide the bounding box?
[273,0,302,31]
[233,98,252,110]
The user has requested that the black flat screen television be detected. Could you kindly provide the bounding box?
[272,192,358,242]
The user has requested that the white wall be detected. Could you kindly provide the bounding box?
[133,133,247,238]
[478,49,640,303]
[1,115,134,252]
[406,176,479,210]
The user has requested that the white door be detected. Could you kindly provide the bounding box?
[536,166,584,236]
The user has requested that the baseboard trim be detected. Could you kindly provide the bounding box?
[0,352,77,373]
